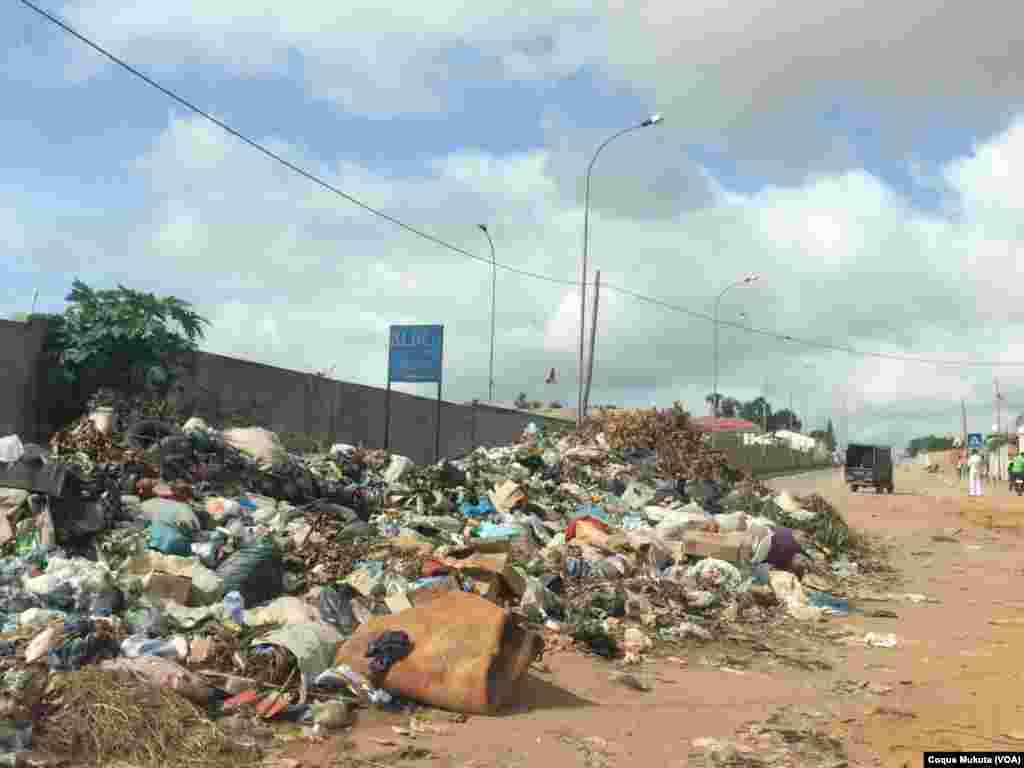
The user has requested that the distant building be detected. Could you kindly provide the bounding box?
[691,416,764,434]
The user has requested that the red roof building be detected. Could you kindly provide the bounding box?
[691,416,763,433]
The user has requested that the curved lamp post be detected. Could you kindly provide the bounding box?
[577,114,664,427]
[478,224,497,403]
[712,274,760,449]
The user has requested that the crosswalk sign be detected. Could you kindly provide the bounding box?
[967,433,983,450]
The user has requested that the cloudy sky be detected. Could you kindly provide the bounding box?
[5,0,1024,450]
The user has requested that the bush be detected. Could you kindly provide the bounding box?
[43,280,208,399]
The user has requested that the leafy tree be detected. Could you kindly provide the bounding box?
[769,409,802,432]
[514,392,529,409]
[42,280,208,398]
[548,401,565,409]
[705,392,719,415]
[739,396,771,426]
[704,393,740,418]
[905,434,957,457]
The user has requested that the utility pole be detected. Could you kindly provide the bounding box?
[961,397,968,481]
[582,270,601,417]
[995,378,1004,435]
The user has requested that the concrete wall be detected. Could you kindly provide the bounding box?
[0,319,830,473]
[0,319,47,441]
[171,351,567,464]
[0,326,566,463]
[714,432,833,477]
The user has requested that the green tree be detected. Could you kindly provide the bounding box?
[769,409,801,432]
[705,393,740,417]
[739,396,772,427]
[43,280,208,397]
[514,393,529,409]
[825,418,837,451]
[905,434,956,457]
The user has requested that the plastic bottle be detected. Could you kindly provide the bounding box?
[121,635,180,659]
[223,591,245,624]
[318,665,392,705]
[751,563,771,585]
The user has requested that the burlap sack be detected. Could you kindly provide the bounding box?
[333,591,541,715]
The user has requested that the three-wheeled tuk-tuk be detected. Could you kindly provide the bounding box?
[845,443,894,494]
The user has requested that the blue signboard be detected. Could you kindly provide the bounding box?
[967,433,983,450]
[388,324,443,384]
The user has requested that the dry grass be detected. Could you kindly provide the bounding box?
[33,667,258,768]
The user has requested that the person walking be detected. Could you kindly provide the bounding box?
[968,449,984,497]
[1010,452,1024,491]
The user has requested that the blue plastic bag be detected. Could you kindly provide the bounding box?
[473,521,522,539]
[148,521,193,556]
[459,497,496,518]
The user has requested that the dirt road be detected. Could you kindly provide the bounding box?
[290,465,1024,768]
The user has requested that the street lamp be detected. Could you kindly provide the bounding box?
[801,361,814,433]
[478,224,496,403]
[577,114,665,427]
[712,274,760,448]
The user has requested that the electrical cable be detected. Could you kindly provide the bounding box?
[18,0,1024,369]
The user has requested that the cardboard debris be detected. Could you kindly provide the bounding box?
[489,480,527,515]
[672,531,745,564]
[443,552,527,598]
[385,574,463,614]
[143,572,192,606]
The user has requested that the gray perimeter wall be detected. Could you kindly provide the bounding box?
[0,320,567,464]
[1,318,829,471]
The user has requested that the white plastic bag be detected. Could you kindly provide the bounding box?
[0,435,24,464]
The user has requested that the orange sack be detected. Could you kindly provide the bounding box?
[333,591,542,715]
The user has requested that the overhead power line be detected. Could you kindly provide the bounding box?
[603,284,1024,368]
[19,0,1024,370]
[15,0,574,289]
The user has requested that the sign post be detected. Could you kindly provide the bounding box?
[385,325,444,461]
[967,432,983,451]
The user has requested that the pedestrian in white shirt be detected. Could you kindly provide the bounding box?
[968,450,984,497]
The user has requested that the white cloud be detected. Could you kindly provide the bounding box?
[57,0,600,115]
[14,102,1024,445]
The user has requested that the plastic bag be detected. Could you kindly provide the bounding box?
[140,498,199,530]
[121,634,184,659]
[148,521,193,556]
[123,604,164,636]
[714,511,748,533]
[223,591,244,623]
[215,538,285,607]
[458,497,496,518]
[0,435,24,464]
[319,584,360,635]
[686,558,743,594]
[77,586,124,617]
[0,720,31,752]
[520,577,564,622]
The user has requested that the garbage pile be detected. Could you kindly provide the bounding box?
[0,403,873,765]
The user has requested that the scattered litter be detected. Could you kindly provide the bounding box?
[860,632,900,648]
[0,396,881,763]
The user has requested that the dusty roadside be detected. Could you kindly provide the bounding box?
[278,464,1024,768]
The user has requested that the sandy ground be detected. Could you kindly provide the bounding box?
[282,465,1024,767]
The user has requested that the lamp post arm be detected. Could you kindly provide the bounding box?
[578,123,647,426]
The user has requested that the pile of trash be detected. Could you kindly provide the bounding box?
[0,403,873,765]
